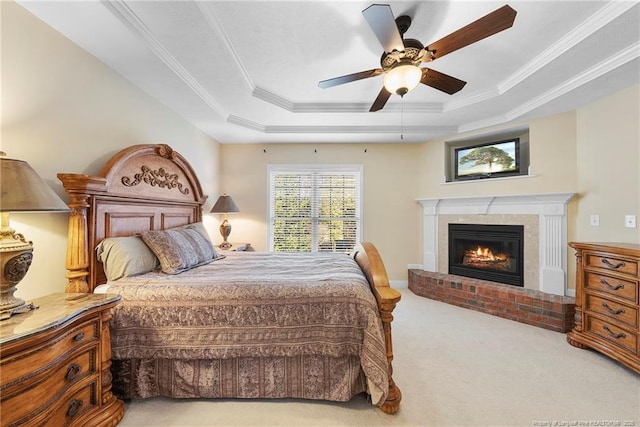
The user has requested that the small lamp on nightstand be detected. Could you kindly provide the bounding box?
[0,152,69,320]
[210,193,239,249]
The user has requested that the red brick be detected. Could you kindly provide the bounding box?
[408,270,576,332]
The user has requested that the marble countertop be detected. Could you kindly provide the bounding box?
[0,293,121,344]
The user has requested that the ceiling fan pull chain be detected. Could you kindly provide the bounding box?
[400,96,404,140]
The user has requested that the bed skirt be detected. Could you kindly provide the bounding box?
[112,355,369,403]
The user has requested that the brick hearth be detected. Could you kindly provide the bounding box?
[408,269,575,332]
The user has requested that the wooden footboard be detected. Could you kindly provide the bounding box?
[353,242,402,414]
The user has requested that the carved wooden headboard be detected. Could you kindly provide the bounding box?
[58,144,207,292]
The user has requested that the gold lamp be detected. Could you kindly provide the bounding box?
[0,152,69,320]
[210,194,239,249]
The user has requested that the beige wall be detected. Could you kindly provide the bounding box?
[575,84,640,243]
[1,2,221,300]
[218,144,423,281]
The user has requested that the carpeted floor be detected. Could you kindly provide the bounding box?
[118,287,639,426]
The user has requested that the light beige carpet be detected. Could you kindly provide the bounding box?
[118,287,639,426]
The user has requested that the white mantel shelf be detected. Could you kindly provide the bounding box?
[417,193,576,296]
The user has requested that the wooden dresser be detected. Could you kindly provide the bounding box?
[0,293,124,426]
[567,242,640,373]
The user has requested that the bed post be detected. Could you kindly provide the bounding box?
[377,286,402,414]
[57,173,107,293]
[64,192,90,292]
[353,242,402,414]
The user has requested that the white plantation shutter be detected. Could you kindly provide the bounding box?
[268,165,362,253]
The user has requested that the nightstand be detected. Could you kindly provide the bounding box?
[217,242,254,252]
[0,293,124,426]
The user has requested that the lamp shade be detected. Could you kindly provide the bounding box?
[0,152,69,320]
[0,154,69,212]
[210,194,239,214]
[383,64,422,96]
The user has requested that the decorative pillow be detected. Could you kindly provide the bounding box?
[96,236,160,281]
[141,222,223,274]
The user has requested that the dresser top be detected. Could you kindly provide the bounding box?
[0,293,121,344]
[569,242,640,256]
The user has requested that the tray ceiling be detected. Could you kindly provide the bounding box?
[17,1,640,144]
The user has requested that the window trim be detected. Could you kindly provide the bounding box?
[267,164,363,252]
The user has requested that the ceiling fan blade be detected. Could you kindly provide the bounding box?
[420,68,467,95]
[369,87,392,112]
[318,68,384,89]
[362,4,405,53]
[426,5,517,60]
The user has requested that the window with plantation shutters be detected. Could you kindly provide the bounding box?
[268,165,362,253]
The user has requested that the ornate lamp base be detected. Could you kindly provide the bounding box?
[0,301,38,320]
[0,228,38,320]
[219,219,232,249]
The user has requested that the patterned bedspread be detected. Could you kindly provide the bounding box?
[107,251,389,404]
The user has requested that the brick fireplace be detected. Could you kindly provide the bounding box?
[410,193,576,332]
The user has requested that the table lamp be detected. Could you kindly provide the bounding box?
[0,152,69,320]
[210,194,239,249]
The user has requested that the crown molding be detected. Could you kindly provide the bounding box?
[459,41,640,134]
[227,114,456,135]
[252,86,443,113]
[507,41,640,120]
[102,0,227,119]
[251,87,293,110]
[197,2,254,91]
[227,115,265,132]
[264,125,457,134]
[444,87,500,112]
[499,1,636,94]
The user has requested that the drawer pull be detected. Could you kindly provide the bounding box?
[65,363,82,381]
[67,399,83,418]
[601,258,626,269]
[601,302,625,315]
[602,325,626,340]
[73,332,85,342]
[600,279,624,291]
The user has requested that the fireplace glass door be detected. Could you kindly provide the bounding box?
[448,224,524,286]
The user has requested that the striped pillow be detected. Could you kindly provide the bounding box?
[141,223,222,274]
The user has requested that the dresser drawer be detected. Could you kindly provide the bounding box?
[0,318,98,387]
[584,272,638,303]
[1,347,97,419]
[42,380,98,427]
[585,315,637,355]
[585,252,639,277]
[585,294,638,329]
[569,242,640,374]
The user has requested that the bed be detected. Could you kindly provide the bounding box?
[57,143,401,416]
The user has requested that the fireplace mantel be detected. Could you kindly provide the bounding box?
[417,193,576,296]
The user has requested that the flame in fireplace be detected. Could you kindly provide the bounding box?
[475,246,492,258]
[463,246,509,268]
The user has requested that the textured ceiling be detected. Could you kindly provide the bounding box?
[17,1,640,144]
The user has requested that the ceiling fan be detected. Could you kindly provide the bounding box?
[318,4,517,112]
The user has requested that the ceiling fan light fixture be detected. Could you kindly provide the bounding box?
[383,64,422,96]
